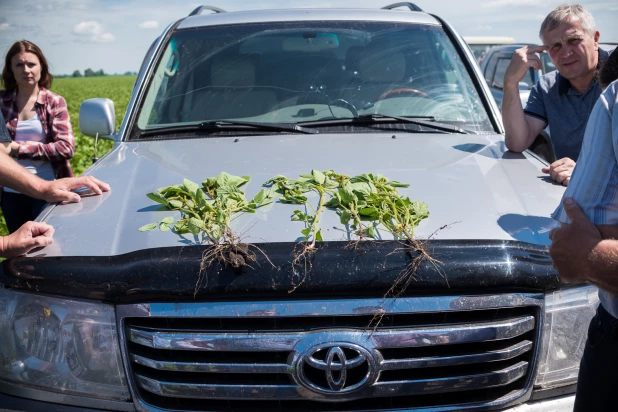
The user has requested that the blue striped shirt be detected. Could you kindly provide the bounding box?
[552,79,618,318]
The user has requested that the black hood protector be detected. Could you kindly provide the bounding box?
[1,240,564,303]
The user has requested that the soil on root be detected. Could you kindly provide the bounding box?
[194,231,273,297]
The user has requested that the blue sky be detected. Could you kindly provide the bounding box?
[0,0,616,75]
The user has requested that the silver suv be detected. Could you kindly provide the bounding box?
[0,4,597,412]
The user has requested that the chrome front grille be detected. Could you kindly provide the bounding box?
[118,295,543,411]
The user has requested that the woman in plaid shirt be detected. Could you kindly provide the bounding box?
[0,40,75,233]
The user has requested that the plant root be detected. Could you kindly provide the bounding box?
[288,242,317,294]
[194,230,274,297]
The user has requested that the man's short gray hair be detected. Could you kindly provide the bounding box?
[539,4,597,40]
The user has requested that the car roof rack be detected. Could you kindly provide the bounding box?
[381,2,423,12]
[188,5,226,16]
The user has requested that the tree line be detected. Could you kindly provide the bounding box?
[70,69,137,77]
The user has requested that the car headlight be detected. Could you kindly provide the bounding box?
[0,287,129,401]
[535,285,599,389]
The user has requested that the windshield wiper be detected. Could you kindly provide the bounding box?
[298,114,470,134]
[140,120,319,137]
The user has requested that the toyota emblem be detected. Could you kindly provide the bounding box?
[296,343,375,394]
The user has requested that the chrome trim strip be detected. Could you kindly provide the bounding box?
[131,354,292,374]
[128,316,533,352]
[118,294,542,319]
[133,361,528,401]
[380,340,533,369]
[373,361,529,396]
[371,316,534,348]
[129,328,302,351]
[136,375,300,399]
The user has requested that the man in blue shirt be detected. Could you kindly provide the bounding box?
[502,4,607,186]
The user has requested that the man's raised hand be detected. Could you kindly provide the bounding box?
[504,45,549,88]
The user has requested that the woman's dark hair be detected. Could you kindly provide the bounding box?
[1,40,53,91]
[599,47,618,89]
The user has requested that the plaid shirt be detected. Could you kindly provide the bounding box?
[0,88,74,178]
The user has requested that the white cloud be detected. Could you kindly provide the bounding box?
[73,20,102,35]
[96,32,116,42]
[0,23,10,31]
[481,0,545,8]
[72,20,115,42]
[138,20,159,29]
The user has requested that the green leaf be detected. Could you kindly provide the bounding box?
[174,220,190,234]
[161,216,175,225]
[160,223,171,232]
[264,175,287,186]
[301,228,311,237]
[315,229,323,242]
[216,172,250,188]
[252,189,266,204]
[324,197,340,208]
[324,179,340,189]
[138,222,158,232]
[195,188,207,207]
[281,194,307,204]
[202,177,218,192]
[146,191,169,206]
[168,199,183,209]
[389,180,410,188]
[346,181,376,196]
[410,201,430,219]
[311,170,326,185]
[292,210,307,221]
[338,187,357,205]
[188,218,204,235]
[338,210,351,225]
[258,197,274,207]
[182,179,200,196]
[364,226,377,239]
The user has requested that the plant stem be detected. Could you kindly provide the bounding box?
[309,186,326,248]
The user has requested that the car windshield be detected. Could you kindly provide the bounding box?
[135,21,493,136]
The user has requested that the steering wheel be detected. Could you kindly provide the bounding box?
[375,88,428,101]
[328,99,358,118]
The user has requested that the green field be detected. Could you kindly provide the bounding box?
[0,75,137,235]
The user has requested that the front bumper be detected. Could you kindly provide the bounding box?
[0,392,575,412]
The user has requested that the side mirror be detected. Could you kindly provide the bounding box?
[518,82,530,91]
[79,98,118,141]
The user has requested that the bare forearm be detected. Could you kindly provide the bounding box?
[584,239,618,294]
[502,84,532,152]
[0,152,44,198]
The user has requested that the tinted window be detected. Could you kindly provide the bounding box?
[136,21,493,135]
[484,54,498,83]
[492,58,510,89]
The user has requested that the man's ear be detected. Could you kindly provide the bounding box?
[593,30,600,47]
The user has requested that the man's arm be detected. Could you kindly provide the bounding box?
[0,221,54,258]
[0,151,110,203]
[549,198,618,294]
[502,45,549,153]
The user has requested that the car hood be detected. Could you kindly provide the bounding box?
[35,132,564,258]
